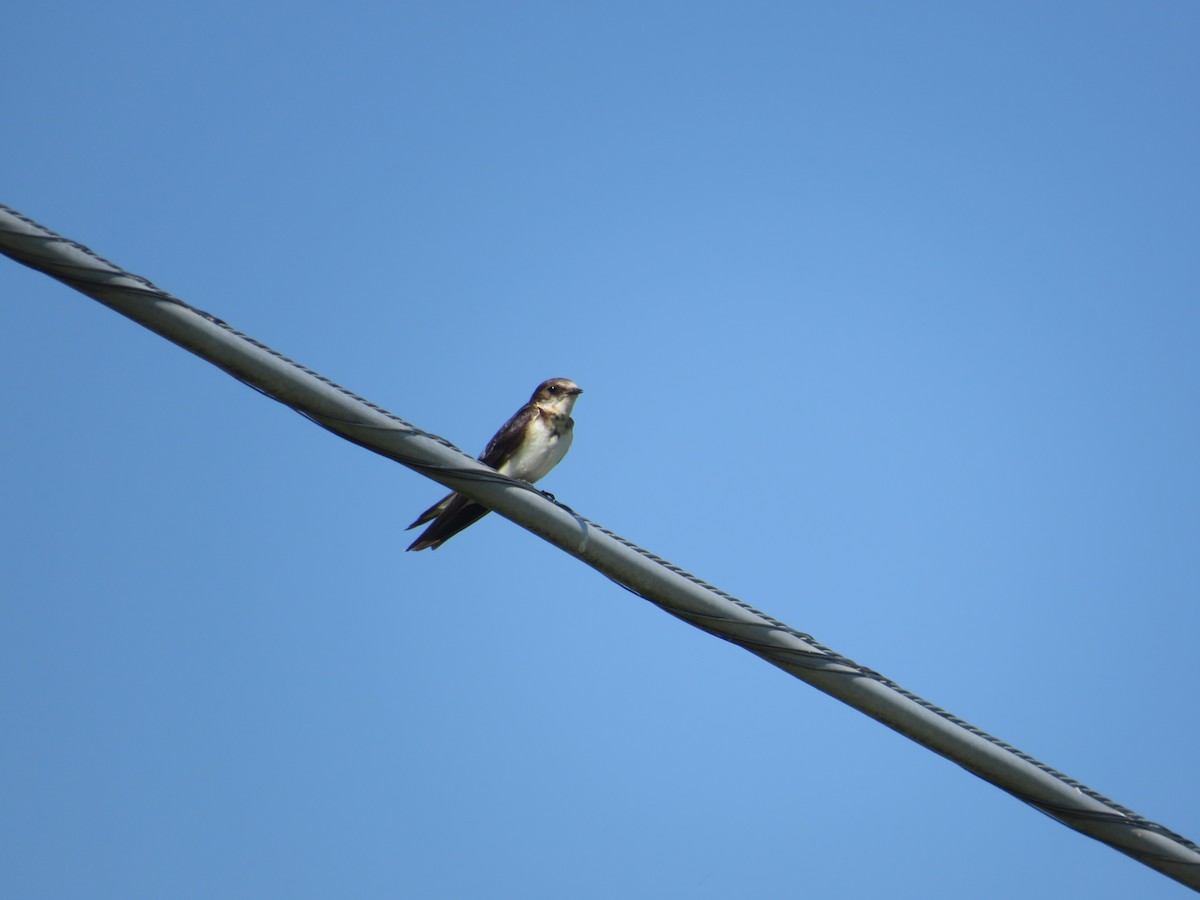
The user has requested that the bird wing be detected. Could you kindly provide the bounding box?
[479,403,535,470]
[406,402,538,550]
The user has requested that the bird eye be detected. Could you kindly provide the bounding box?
[548,384,558,393]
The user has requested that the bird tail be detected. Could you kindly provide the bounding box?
[406,492,454,530]
[406,495,490,551]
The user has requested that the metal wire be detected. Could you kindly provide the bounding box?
[2,202,1197,892]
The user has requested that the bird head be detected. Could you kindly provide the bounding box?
[531,378,583,415]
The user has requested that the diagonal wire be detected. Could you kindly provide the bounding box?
[1,202,1197,892]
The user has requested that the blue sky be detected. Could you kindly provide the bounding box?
[3,3,1199,897]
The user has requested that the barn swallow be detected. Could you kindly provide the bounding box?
[406,378,584,551]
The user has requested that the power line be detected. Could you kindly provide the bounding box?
[2,202,1197,892]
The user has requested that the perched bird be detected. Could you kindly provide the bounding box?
[406,377,584,551]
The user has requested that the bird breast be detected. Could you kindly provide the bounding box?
[498,413,573,483]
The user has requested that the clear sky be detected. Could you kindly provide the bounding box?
[3,3,1198,898]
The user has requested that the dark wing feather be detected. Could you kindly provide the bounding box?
[479,403,535,469]
[406,491,454,530]
[406,493,491,551]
